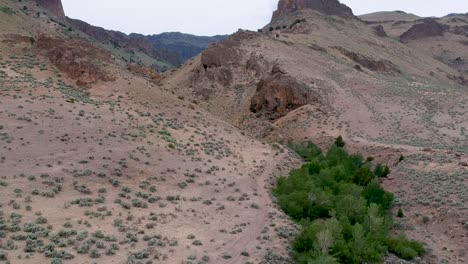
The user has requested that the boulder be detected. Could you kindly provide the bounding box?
[250,66,312,119]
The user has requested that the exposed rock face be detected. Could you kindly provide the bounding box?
[373,25,387,37]
[272,0,354,21]
[400,19,447,43]
[334,47,401,74]
[127,64,161,82]
[250,66,312,119]
[200,31,256,69]
[34,0,65,20]
[201,44,239,68]
[35,35,115,86]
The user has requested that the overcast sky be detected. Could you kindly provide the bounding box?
[62,0,468,36]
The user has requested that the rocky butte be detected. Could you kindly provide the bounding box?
[34,0,65,19]
[272,0,355,20]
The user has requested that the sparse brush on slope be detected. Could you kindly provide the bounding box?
[274,138,425,263]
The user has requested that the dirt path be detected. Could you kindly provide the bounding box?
[216,152,290,264]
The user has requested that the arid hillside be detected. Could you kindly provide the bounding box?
[162,1,468,263]
[0,0,304,263]
[0,0,467,263]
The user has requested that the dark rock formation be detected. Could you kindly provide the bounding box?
[373,25,387,37]
[334,47,401,74]
[272,0,354,21]
[200,31,256,69]
[400,19,447,43]
[250,66,312,119]
[35,35,115,86]
[34,0,65,19]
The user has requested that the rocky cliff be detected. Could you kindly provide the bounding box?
[34,0,65,19]
[272,0,354,21]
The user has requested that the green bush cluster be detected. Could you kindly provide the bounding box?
[274,140,424,263]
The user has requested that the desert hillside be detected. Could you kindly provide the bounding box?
[162,0,468,263]
[0,0,303,263]
[0,0,467,264]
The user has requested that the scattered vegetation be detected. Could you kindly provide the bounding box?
[0,6,16,15]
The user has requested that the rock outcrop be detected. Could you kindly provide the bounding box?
[272,0,354,21]
[127,64,161,82]
[35,35,115,86]
[400,19,447,43]
[373,25,387,37]
[250,66,312,119]
[200,31,256,69]
[34,0,65,20]
[334,47,401,74]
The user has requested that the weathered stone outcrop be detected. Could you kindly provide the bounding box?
[400,19,447,43]
[34,0,65,20]
[201,44,239,68]
[373,25,387,37]
[272,0,354,21]
[334,47,401,74]
[127,64,161,82]
[200,31,256,69]
[196,31,259,88]
[35,35,115,86]
[250,66,312,119]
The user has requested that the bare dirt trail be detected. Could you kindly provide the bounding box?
[217,151,295,264]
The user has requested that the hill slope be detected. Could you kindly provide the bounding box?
[138,32,228,62]
[0,0,467,263]
[0,0,302,263]
[163,1,468,263]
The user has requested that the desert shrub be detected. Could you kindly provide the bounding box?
[399,155,405,162]
[375,164,391,178]
[397,208,404,218]
[335,136,345,148]
[274,140,424,263]
[0,249,7,260]
[386,235,425,260]
[51,258,62,264]
[288,141,323,162]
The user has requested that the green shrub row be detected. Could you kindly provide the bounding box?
[274,139,424,263]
